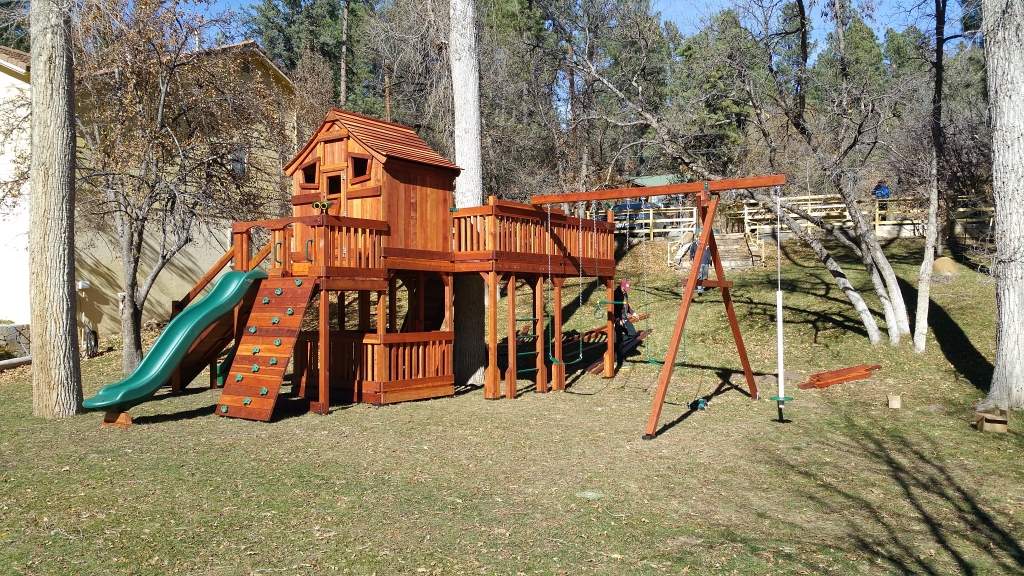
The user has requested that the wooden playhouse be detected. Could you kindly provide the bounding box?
[167,109,617,422]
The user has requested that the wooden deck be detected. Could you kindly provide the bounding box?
[223,195,616,281]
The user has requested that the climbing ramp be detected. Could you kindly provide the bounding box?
[216,278,317,421]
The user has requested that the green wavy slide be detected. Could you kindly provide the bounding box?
[83,269,268,413]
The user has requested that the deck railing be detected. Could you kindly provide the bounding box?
[729,195,949,237]
[452,196,616,265]
[331,331,454,383]
[233,214,386,278]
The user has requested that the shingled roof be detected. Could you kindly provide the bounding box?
[286,109,460,174]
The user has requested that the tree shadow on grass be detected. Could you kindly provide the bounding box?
[639,365,764,437]
[767,417,1024,574]
[899,277,993,392]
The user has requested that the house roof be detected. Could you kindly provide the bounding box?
[0,45,29,74]
[192,40,294,94]
[79,39,295,96]
[629,174,682,187]
[285,109,461,174]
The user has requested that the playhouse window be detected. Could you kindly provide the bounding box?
[350,154,372,184]
[327,174,342,196]
[302,162,318,185]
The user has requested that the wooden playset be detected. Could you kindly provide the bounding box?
[91,109,787,436]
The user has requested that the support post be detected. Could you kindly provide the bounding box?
[534,275,548,392]
[312,286,331,414]
[233,231,250,272]
[388,276,397,332]
[443,274,453,331]
[485,271,500,399]
[376,290,388,388]
[506,273,517,399]
[603,276,615,377]
[552,277,565,391]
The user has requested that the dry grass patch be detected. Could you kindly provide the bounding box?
[0,239,1021,575]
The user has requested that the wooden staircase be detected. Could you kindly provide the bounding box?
[671,232,762,270]
[215,278,316,421]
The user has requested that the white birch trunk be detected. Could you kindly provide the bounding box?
[914,145,941,353]
[29,0,82,417]
[449,0,485,386]
[339,0,348,107]
[979,0,1024,411]
[913,0,947,354]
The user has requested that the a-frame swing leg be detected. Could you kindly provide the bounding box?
[643,195,719,439]
[642,193,759,439]
[705,220,758,401]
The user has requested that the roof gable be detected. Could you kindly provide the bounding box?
[285,109,460,175]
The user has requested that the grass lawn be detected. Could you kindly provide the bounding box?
[1,238,1022,575]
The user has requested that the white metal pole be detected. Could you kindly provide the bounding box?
[776,188,785,403]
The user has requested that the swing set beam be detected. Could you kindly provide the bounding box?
[528,175,787,205]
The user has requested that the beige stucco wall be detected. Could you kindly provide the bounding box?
[0,61,30,324]
[75,226,233,342]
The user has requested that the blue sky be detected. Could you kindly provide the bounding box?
[653,0,909,36]
[215,0,963,50]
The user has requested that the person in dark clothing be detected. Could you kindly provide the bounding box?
[614,279,638,367]
[689,234,712,295]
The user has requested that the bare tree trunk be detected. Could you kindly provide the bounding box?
[339,0,348,107]
[914,0,948,354]
[859,238,900,344]
[979,0,1024,411]
[750,191,881,343]
[29,0,82,418]
[839,190,911,339]
[779,209,882,345]
[116,215,144,373]
[449,0,485,386]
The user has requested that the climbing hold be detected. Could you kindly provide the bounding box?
[235,374,243,382]
[251,346,260,354]
[220,405,228,413]
[295,279,303,286]
[271,317,280,325]
[243,397,252,406]
[275,288,283,296]
[273,339,282,346]
[248,326,257,334]
[260,387,268,396]
[286,308,294,315]
[262,297,270,304]
[269,358,278,366]
[251,364,260,373]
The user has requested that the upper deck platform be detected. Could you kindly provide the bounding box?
[215,195,616,291]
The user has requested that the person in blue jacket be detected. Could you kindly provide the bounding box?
[872,179,890,211]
